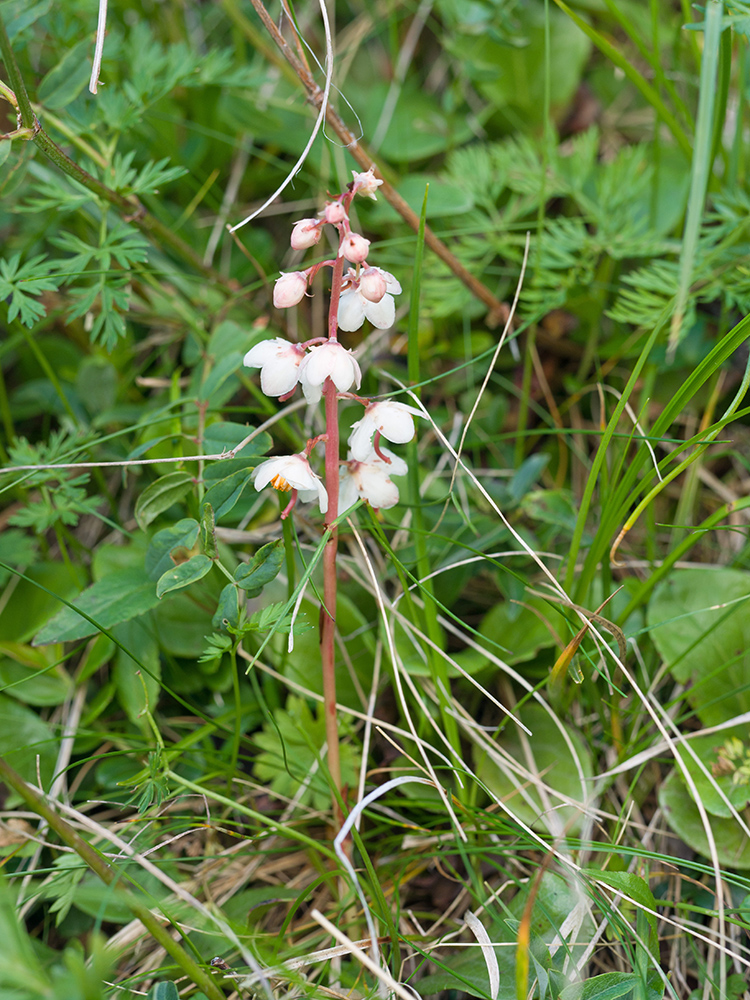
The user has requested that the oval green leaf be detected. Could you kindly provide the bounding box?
[135,472,194,531]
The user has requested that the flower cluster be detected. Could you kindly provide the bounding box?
[245,169,420,517]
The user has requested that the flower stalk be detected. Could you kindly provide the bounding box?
[245,170,420,821]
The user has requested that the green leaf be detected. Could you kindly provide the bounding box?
[148,982,180,1000]
[580,870,658,957]
[112,618,161,725]
[234,540,285,595]
[135,472,194,530]
[0,694,55,787]
[202,467,255,520]
[212,584,240,631]
[476,704,593,832]
[659,768,750,869]
[156,554,213,598]
[0,253,59,327]
[0,562,87,644]
[198,351,243,402]
[559,972,644,1000]
[0,644,72,706]
[33,569,160,645]
[145,519,201,581]
[37,38,91,108]
[647,568,750,726]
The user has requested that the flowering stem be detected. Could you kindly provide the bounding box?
[320,250,346,822]
[321,376,342,821]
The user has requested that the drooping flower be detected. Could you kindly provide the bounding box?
[352,168,383,201]
[252,454,327,513]
[323,201,347,224]
[339,447,408,511]
[243,337,305,397]
[298,341,362,404]
[339,232,370,264]
[290,219,323,250]
[337,266,402,332]
[359,266,387,303]
[273,271,308,309]
[347,401,422,461]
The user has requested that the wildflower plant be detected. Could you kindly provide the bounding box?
[243,169,419,810]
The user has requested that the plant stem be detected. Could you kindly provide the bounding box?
[321,252,346,824]
[0,753,225,1000]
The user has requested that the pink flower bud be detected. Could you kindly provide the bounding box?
[273,271,308,309]
[339,232,370,264]
[359,267,387,303]
[290,219,322,250]
[323,201,347,224]
[352,168,383,201]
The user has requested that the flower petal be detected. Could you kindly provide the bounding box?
[337,289,366,332]
[363,293,395,330]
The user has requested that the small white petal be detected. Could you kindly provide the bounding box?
[337,289,366,332]
[362,293,395,330]
[338,470,360,512]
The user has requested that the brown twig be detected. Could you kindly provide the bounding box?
[239,0,509,326]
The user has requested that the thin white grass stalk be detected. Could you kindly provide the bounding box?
[51,798,272,997]
[356,641,383,830]
[595,383,663,482]
[245,651,466,779]
[229,0,333,232]
[235,937,390,992]
[346,518,466,837]
[463,911,499,1000]
[394,550,564,604]
[393,376,568,602]
[601,708,750,778]
[17,684,88,915]
[397,598,588,795]
[204,136,251,266]
[449,233,530,494]
[0,397,308,474]
[89,0,108,94]
[335,774,433,982]
[311,908,421,1000]
[579,623,731,971]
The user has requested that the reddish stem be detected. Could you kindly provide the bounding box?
[320,248,347,824]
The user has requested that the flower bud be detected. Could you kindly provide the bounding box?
[323,201,347,224]
[352,168,383,201]
[273,271,308,309]
[359,266,387,303]
[290,219,322,250]
[339,232,370,264]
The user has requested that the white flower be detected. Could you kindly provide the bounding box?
[273,271,308,308]
[348,401,422,461]
[290,219,322,250]
[352,168,383,201]
[339,448,408,511]
[252,454,327,513]
[338,267,402,332]
[339,232,370,264]
[298,340,362,404]
[243,337,305,397]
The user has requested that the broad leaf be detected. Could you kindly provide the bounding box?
[33,569,160,645]
[156,554,213,598]
[135,472,194,531]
